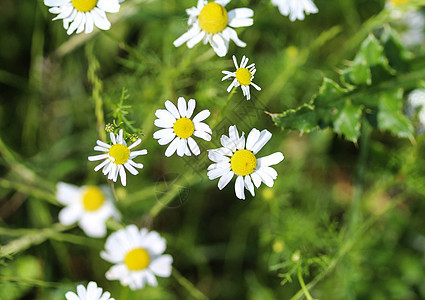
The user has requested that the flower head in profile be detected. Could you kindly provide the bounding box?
[44,0,120,35]
[154,97,212,157]
[56,182,120,238]
[271,0,318,21]
[65,281,114,300]
[173,0,254,57]
[88,129,147,186]
[222,55,261,100]
[207,125,284,200]
[101,225,173,290]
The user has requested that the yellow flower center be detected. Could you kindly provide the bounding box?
[173,118,195,139]
[72,0,98,12]
[235,68,252,86]
[231,149,257,176]
[198,2,228,34]
[109,144,130,165]
[124,248,150,271]
[388,0,410,5]
[81,186,105,211]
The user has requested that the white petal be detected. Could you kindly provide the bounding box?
[158,132,177,146]
[222,27,246,47]
[250,172,262,188]
[228,8,254,22]
[164,100,181,119]
[85,11,94,33]
[210,33,228,57]
[255,169,274,187]
[218,170,234,190]
[192,109,210,123]
[173,26,201,47]
[155,109,177,123]
[124,162,139,175]
[186,99,196,118]
[154,128,174,140]
[207,167,228,180]
[246,128,261,151]
[165,137,180,157]
[188,137,200,156]
[257,152,284,167]
[194,122,212,134]
[154,118,174,129]
[59,206,81,226]
[119,166,127,186]
[97,0,120,13]
[193,130,211,141]
[251,130,272,154]
[177,97,187,118]
[244,175,255,197]
[176,138,188,157]
[128,138,142,149]
[149,255,173,277]
[235,176,245,200]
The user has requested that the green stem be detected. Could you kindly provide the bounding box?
[211,86,237,129]
[297,265,315,300]
[86,43,106,142]
[348,120,370,233]
[172,268,209,300]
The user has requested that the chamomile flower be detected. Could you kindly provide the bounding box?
[207,125,284,200]
[173,0,254,57]
[222,55,261,101]
[101,225,173,290]
[65,281,114,300]
[154,97,212,157]
[88,129,147,186]
[271,0,318,21]
[56,182,120,238]
[44,0,120,35]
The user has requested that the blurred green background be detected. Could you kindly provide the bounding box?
[1,0,425,299]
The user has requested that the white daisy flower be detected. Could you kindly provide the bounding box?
[101,225,173,290]
[88,129,147,186]
[222,55,261,101]
[153,97,212,157]
[207,125,284,200]
[173,0,254,57]
[271,0,318,21]
[44,0,120,35]
[65,281,114,300]
[56,182,120,238]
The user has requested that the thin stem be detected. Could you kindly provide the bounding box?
[86,43,106,142]
[348,120,370,233]
[172,268,209,300]
[211,86,237,129]
[297,265,316,300]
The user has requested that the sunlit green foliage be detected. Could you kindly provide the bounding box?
[1,0,425,299]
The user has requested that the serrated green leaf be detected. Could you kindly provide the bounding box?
[377,89,414,139]
[381,26,411,73]
[270,104,318,133]
[342,34,395,86]
[333,102,363,142]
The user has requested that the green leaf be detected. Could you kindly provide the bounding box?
[381,26,412,73]
[269,104,318,134]
[333,102,363,142]
[342,34,395,86]
[270,30,415,143]
[376,89,414,139]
